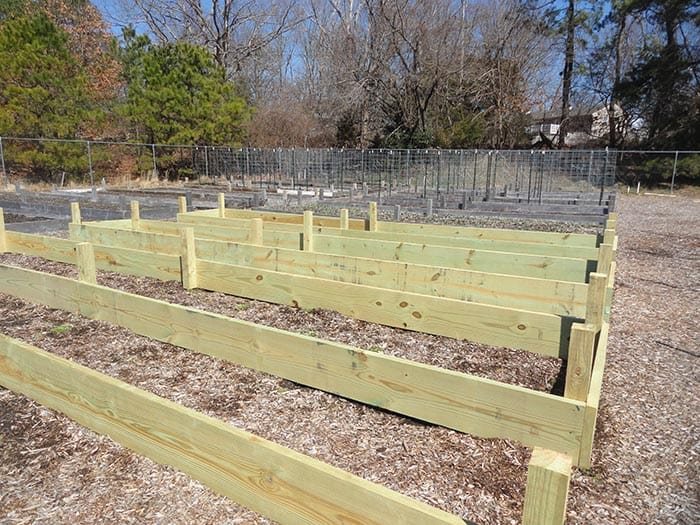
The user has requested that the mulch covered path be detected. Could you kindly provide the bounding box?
[0,193,698,524]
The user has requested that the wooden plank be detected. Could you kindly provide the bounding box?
[313,235,589,282]
[70,202,81,225]
[250,218,263,245]
[0,335,464,525]
[604,261,616,322]
[564,323,596,402]
[379,220,597,247]
[0,208,6,252]
[178,195,187,214]
[603,228,615,245]
[303,211,314,252]
[340,209,349,230]
[585,273,607,330]
[522,448,572,525]
[196,259,565,356]
[181,228,197,289]
[218,192,225,217]
[596,243,613,275]
[130,200,140,230]
[578,322,609,469]
[70,223,589,317]
[0,264,587,458]
[221,208,366,230]
[7,231,78,263]
[76,242,97,284]
[369,201,377,232]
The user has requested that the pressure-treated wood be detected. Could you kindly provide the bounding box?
[218,192,225,217]
[178,195,187,214]
[522,448,572,525]
[0,264,587,458]
[250,218,263,245]
[596,243,613,275]
[340,208,349,230]
[75,242,96,284]
[585,273,608,330]
[564,323,596,402]
[0,208,5,252]
[0,335,464,525]
[181,228,197,290]
[222,208,367,230]
[369,201,378,232]
[70,201,81,225]
[69,223,589,317]
[303,211,314,252]
[579,322,610,468]
[195,259,565,357]
[130,200,140,230]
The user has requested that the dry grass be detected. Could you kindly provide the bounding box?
[1,193,698,524]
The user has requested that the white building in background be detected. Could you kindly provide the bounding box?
[527,104,626,147]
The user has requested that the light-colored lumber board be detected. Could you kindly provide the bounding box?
[0,264,587,459]
[0,335,464,525]
[303,210,314,252]
[70,202,81,225]
[76,242,96,284]
[604,261,616,322]
[222,208,367,230]
[0,208,6,252]
[69,223,589,317]
[181,227,197,289]
[130,200,140,230]
[378,220,597,247]
[196,259,565,356]
[522,448,572,525]
[6,231,179,281]
[250,218,264,245]
[579,321,609,469]
[564,323,596,402]
[585,273,608,330]
[596,243,613,275]
[340,209,349,230]
[313,235,589,282]
[603,228,615,245]
[369,201,377,232]
[178,195,187,214]
[218,192,225,217]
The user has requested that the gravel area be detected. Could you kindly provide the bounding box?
[1,193,698,524]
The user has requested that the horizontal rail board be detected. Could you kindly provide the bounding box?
[0,335,463,525]
[0,264,585,458]
[177,214,600,259]
[6,231,180,282]
[196,259,566,356]
[221,208,599,247]
[222,207,367,230]
[69,223,589,317]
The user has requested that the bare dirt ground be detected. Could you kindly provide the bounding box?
[0,193,698,524]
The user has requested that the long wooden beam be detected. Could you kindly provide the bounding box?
[522,448,572,525]
[176,213,600,259]
[70,223,589,317]
[0,264,586,459]
[0,335,464,525]
[76,220,591,282]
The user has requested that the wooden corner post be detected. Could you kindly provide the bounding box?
[303,210,314,252]
[369,201,378,232]
[70,202,81,225]
[181,227,197,290]
[131,200,140,230]
[585,273,607,331]
[523,448,572,525]
[250,218,264,245]
[76,242,97,284]
[340,208,349,230]
[564,323,596,402]
[596,243,613,275]
[178,195,187,214]
[218,192,226,218]
[0,208,5,252]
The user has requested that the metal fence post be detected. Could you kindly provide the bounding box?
[670,150,679,194]
[0,137,7,188]
[86,140,94,188]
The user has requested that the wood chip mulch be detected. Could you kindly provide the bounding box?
[1,193,698,524]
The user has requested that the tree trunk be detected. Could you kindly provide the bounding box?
[558,0,575,148]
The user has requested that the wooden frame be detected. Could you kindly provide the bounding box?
[0,204,618,524]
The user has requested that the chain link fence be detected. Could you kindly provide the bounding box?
[1,136,695,198]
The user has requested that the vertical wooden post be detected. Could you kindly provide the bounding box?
[178,195,187,214]
[303,210,314,252]
[131,200,140,230]
[250,218,264,245]
[585,273,607,331]
[181,227,197,289]
[76,242,97,284]
[0,207,6,252]
[596,243,613,275]
[603,228,615,245]
[340,209,349,230]
[523,448,572,525]
[218,192,226,218]
[604,261,616,322]
[564,323,596,402]
[70,202,81,225]
[368,201,377,232]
